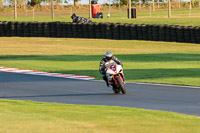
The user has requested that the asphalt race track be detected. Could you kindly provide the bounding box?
[0,71,200,116]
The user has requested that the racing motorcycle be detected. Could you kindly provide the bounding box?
[105,60,126,94]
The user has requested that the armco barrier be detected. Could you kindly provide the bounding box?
[0,21,200,44]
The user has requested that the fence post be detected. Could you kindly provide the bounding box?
[168,0,171,18]
[152,0,155,11]
[128,0,131,19]
[189,0,191,16]
[89,0,91,19]
[199,0,200,8]
[14,0,17,19]
[51,0,54,19]
[32,7,34,20]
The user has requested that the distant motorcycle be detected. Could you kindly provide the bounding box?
[105,60,126,94]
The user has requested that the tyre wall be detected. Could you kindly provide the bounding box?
[0,21,200,44]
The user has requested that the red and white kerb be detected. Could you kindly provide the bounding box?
[0,67,95,80]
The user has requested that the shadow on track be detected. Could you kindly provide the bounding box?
[0,93,117,99]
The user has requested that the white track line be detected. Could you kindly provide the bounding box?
[1,67,199,88]
[126,82,200,89]
[92,80,200,89]
[0,67,95,80]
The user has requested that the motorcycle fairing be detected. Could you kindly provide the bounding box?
[105,60,124,86]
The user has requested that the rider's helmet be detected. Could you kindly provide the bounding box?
[105,51,113,61]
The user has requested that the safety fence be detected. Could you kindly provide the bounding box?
[0,21,200,44]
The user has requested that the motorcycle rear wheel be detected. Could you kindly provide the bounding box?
[116,77,126,94]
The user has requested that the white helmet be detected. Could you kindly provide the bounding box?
[105,51,113,60]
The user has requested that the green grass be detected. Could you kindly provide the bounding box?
[0,37,200,86]
[1,8,200,132]
[93,8,200,26]
[0,8,200,26]
[0,99,200,133]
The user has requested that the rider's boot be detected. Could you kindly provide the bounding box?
[105,79,110,87]
[106,80,112,88]
[103,75,110,87]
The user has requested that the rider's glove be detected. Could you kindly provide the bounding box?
[118,62,123,67]
[100,69,106,74]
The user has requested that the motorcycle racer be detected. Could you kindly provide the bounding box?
[99,51,123,87]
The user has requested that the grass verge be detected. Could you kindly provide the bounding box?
[0,99,200,133]
[0,9,200,26]
[0,37,200,86]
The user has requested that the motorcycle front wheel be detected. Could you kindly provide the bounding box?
[112,87,120,94]
[116,77,126,94]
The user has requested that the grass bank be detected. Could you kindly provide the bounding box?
[0,99,200,133]
[0,37,200,86]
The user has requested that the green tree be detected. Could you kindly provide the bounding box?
[74,0,78,6]
[191,0,194,7]
[116,0,146,6]
[30,0,63,6]
[30,0,44,6]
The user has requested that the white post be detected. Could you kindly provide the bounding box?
[129,0,131,19]
[189,0,191,16]
[108,0,111,18]
[24,0,27,16]
[24,0,25,9]
[51,0,54,19]
[89,0,91,18]
[199,0,200,8]
[118,0,120,9]
[70,7,72,16]
[168,0,171,18]
[150,4,151,18]
[33,7,34,20]
[152,0,155,11]
[14,0,17,19]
